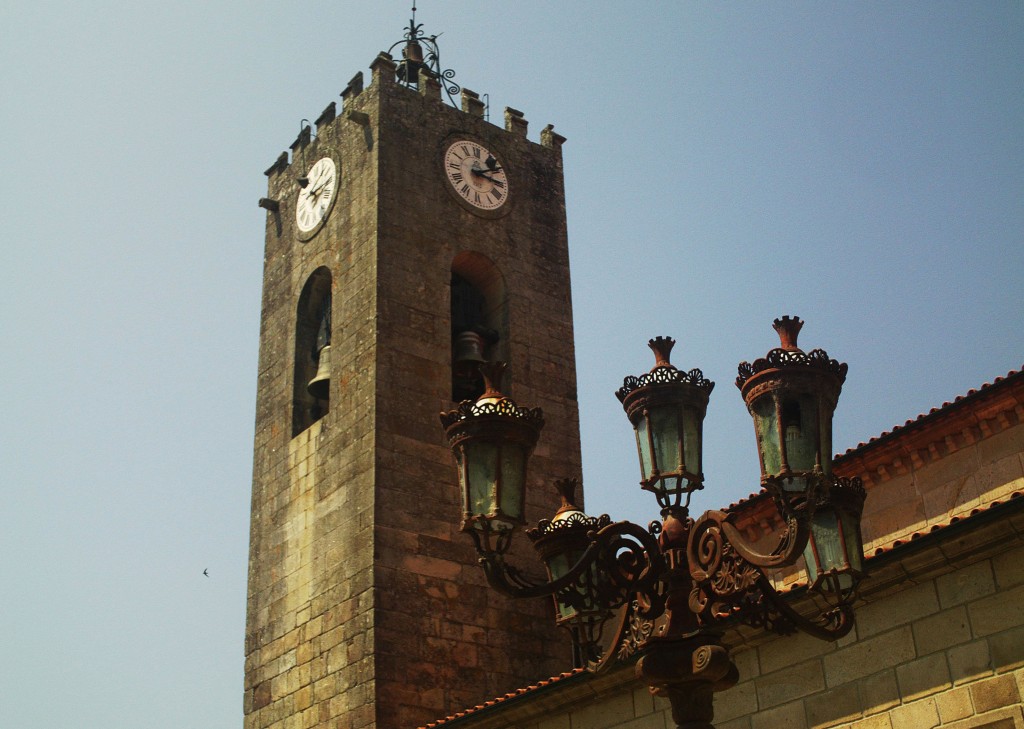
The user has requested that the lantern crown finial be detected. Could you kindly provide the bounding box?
[773,316,804,352]
[553,477,582,517]
[736,318,847,391]
[648,336,676,370]
[478,361,507,401]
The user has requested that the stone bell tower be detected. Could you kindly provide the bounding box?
[245,16,583,729]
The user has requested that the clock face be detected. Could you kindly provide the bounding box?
[444,141,509,211]
[295,157,337,235]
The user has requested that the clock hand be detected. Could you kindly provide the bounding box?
[471,168,499,182]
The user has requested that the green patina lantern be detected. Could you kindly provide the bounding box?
[737,316,865,594]
[616,337,714,512]
[803,476,867,594]
[440,363,544,551]
[736,317,847,493]
[528,479,613,664]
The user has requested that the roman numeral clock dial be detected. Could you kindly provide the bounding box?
[443,140,509,213]
[295,156,338,239]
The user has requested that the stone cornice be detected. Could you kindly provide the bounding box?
[834,368,1024,488]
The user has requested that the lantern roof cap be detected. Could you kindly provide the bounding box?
[615,336,715,404]
[735,317,848,392]
[439,362,544,431]
[527,479,611,541]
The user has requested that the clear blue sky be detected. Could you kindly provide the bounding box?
[1,2,1021,727]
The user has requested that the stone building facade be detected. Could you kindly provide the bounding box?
[417,369,1024,729]
[246,54,584,729]
[246,21,1023,729]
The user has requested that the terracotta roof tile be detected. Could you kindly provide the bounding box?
[417,669,586,729]
[866,491,1022,558]
[840,368,1022,456]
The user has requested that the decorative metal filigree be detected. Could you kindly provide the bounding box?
[616,365,715,400]
[812,475,866,508]
[529,510,611,538]
[736,348,848,389]
[387,3,461,107]
[617,601,656,660]
[616,336,714,401]
[439,397,544,432]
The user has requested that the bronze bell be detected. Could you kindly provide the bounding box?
[404,39,425,64]
[397,40,428,86]
[307,344,331,400]
[453,330,488,378]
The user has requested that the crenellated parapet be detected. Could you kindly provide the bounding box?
[263,52,566,187]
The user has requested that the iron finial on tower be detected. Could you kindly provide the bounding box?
[388,2,462,106]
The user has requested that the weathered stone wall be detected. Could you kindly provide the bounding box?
[247,54,581,729]
[709,540,1024,729]
[851,409,1024,556]
[442,527,1024,729]
[370,57,580,728]
[246,71,382,729]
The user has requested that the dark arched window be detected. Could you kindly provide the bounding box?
[293,267,332,436]
[450,252,507,401]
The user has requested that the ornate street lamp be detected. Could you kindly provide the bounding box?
[440,318,866,729]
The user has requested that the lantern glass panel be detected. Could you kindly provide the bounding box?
[455,447,468,502]
[804,508,849,588]
[650,405,682,476]
[782,395,818,473]
[498,443,526,523]
[466,441,499,522]
[681,406,702,478]
[841,510,864,574]
[819,407,834,477]
[634,416,653,481]
[545,551,579,621]
[754,397,781,476]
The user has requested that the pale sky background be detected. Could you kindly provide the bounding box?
[1,2,1021,727]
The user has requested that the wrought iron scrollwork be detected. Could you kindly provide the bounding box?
[444,319,864,728]
[618,601,657,661]
[439,397,544,433]
[387,5,462,107]
[616,365,714,401]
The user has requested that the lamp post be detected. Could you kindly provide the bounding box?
[440,318,865,729]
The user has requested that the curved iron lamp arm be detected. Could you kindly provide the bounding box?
[473,519,667,603]
[687,507,854,636]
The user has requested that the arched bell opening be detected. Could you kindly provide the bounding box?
[293,267,333,436]
[450,252,508,401]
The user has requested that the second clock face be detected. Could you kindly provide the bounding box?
[444,141,509,211]
[296,157,337,234]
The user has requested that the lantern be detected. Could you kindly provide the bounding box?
[440,363,543,552]
[736,317,848,495]
[803,476,867,595]
[617,337,714,511]
[528,479,612,664]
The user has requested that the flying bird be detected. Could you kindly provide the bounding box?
[203,569,209,577]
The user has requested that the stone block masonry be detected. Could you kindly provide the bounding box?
[247,52,582,729]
